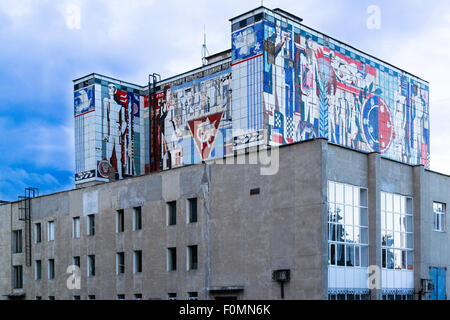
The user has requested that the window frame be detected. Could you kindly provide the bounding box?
[72,217,81,239]
[12,230,23,254]
[116,252,125,275]
[48,221,55,242]
[133,207,142,231]
[187,198,198,224]
[433,202,446,233]
[167,201,177,226]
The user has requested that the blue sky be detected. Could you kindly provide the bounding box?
[0,0,449,201]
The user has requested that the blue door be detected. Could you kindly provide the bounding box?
[430,268,447,300]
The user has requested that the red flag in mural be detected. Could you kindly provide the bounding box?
[188,112,223,161]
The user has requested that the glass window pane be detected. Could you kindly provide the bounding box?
[381,192,386,211]
[386,194,393,213]
[394,215,401,232]
[355,246,360,267]
[353,188,359,207]
[354,227,360,244]
[386,212,393,231]
[394,195,401,213]
[337,224,344,242]
[345,185,353,205]
[361,227,368,244]
[345,206,353,226]
[330,244,336,265]
[354,207,360,226]
[328,182,335,203]
[346,245,354,267]
[407,234,413,249]
[402,250,407,269]
[381,211,386,230]
[394,250,402,269]
[337,244,345,266]
[336,204,344,224]
[387,249,394,269]
[382,249,387,268]
[336,183,344,204]
[361,246,369,267]
[328,204,335,222]
[345,226,354,243]
[406,216,413,233]
[360,208,368,227]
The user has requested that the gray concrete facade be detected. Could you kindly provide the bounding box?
[0,139,449,300]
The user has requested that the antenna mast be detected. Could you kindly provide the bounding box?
[202,25,209,66]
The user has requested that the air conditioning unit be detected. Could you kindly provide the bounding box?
[422,279,434,293]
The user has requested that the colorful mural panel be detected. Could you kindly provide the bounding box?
[251,15,430,167]
[74,79,145,184]
[152,68,233,171]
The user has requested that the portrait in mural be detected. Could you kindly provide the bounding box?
[74,85,95,117]
[101,83,143,179]
[154,69,233,170]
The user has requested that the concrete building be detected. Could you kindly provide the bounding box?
[0,7,447,300]
[1,140,450,300]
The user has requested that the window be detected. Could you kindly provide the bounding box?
[187,245,198,271]
[133,207,142,231]
[328,293,370,300]
[381,192,413,270]
[87,255,95,277]
[167,201,176,226]
[168,293,177,300]
[48,296,55,301]
[117,294,125,300]
[434,202,446,232]
[73,256,81,268]
[48,259,55,279]
[73,217,80,239]
[116,252,125,274]
[88,295,96,300]
[382,294,414,300]
[35,296,42,300]
[167,248,177,271]
[188,292,198,300]
[134,250,142,274]
[328,182,369,267]
[187,198,198,224]
[35,260,42,280]
[35,223,42,243]
[73,296,81,300]
[13,266,23,289]
[87,214,95,236]
[12,230,22,254]
[116,210,124,233]
[134,294,143,300]
[48,221,55,241]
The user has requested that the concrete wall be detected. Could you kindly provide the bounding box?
[1,139,450,300]
[0,203,11,300]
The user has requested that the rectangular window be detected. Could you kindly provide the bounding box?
[73,296,81,300]
[34,223,42,243]
[117,294,125,300]
[116,210,124,233]
[88,295,96,300]
[187,292,198,300]
[48,221,55,241]
[133,207,142,230]
[73,217,80,239]
[87,255,95,277]
[134,294,143,300]
[168,293,177,300]
[187,245,198,271]
[167,248,177,272]
[87,214,95,236]
[381,192,413,270]
[167,201,177,226]
[134,250,142,274]
[187,198,198,223]
[434,202,446,232]
[35,260,42,280]
[48,296,55,301]
[327,181,369,268]
[73,256,80,268]
[35,296,42,300]
[12,230,22,254]
[48,259,55,279]
[116,252,125,274]
[13,266,23,289]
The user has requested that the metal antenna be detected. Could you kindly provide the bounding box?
[202,25,210,66]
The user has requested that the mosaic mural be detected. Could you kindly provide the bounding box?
[74,80,145,183]
[231,15,430,167]
[151,68,233,171]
